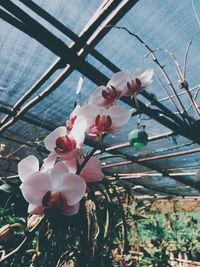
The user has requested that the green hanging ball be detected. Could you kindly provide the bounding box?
[128,129,148,150]
[133,141,146,150]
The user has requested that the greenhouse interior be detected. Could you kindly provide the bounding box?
[1,0,200,266]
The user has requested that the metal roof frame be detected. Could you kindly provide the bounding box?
[0,0,199,197]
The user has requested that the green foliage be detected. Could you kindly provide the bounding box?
[1,187,200,266]
[0,183,16,194]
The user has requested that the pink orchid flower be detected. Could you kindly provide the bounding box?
[27,202,80,216]
[18,156,86,216]
[65,155,104,183]
[88,71,129,108]
[80,156,104,183]
[66,105,81,133]
[124,68,154,96]
[42,118,86,170]
[75,104,132,137]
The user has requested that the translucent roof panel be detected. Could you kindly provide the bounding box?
[0,0,200,198]
[0,19,56,106]
[30,0,102,35]
[94,0,200,118]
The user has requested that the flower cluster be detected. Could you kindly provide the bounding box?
[18,68,153,216]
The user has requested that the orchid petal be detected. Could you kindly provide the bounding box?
[108,71,129,89]
[20,173,52,205]
[108,105,132,128]
[132,68,154,85]
[88,86,106,106]
[18,156,39,182]
[44,126,66,152]
[49,162,69,191]
[71,104,81,117]
[28,204,44,215]
[63,202,80,216]
[70,117,86,147]
[61,174,86,205]
[80,156,103,182]
[41,152,57,172]
[81,166,103,182]
[63,158,77,174]
[76,104,99,126]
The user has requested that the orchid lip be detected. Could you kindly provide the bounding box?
[42,191,64,210]
[127,78,142,93]
[95,114,112,132]
[54,135,76,154]
[102,85,119,100]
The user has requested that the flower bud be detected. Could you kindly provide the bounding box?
[0,224,14,241]
[27,215,42,230]
[32,252,45,266]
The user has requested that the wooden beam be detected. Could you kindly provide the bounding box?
[0,0,137,125]
[0,0,195,144]
[0,0,199,193]
[102,147,200,168]
[137,147,200,162]
[95,131,174,154]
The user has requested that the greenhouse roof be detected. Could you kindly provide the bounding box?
[1,0,200,199]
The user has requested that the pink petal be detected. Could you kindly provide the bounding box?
[108,71,129,89]
[133,68,146,77]
[66,105,81,131]
[88,86,106,106]
[61,174,86,205]
[41,152,57,172]
[18,155,39,182]
[76,104,99,126]
[20,173,52,205]
[63,202,80,216]
[72,104,81,116]
[108,105,132,128]
[132,68,154,85]
[63,158,77,174]
[28,204,44,215]
[70,117,86,147]
[81,166,103,182]
[80,156,103,182]
[49,162,69,191]
[60,150,78,161]
[44,126,66,152]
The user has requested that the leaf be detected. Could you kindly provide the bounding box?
[0,183,15,194]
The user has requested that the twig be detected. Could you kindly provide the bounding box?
[4,145,26,159]
[106,25,190,125]
[192,0,200,28]
[147,48,184,82]
[183,40,192,79]
[183,84,200,118]
[154,70,183,117]
[174,87,200,114]
[148,84,200,105]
